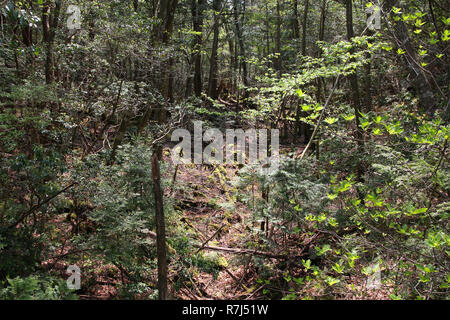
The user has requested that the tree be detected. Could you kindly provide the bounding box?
[384,0,436,113]
[42,0,61,84]
[191,0,206,96]
[152,149,168,300]
[275,0,282,77]
[292,0,300,40]
[345,0,364,188]
[208,0,221,99]
[301,0,309,56]
[153,0,179,300]
[233,0,249,105]
[1,0,448,302]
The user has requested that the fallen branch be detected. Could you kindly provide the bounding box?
[218,97,237,107]
[143,231,306,260]
[224,268,249,291]
[195,224,226,254]
[244,284,266,300]
[195,244,303,259]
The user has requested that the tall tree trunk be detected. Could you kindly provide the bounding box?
[233,0,249,104]
[265,2,271,58]
[384,0,436,114]
[298,0,312,142]
[149,0,179,300]
[208,0,221,99]
[363,8,373,112]
[42,0,61,84]
[144,0,178,126]
[227,29,235,95]
[152,149,168,300]
[301,0,309,56]
[345,0,361,119]
[163,0,178,104]
[318,0,326,49]
[302,0,326,147]
[275,0,282,77]
[292,0,300,39]
[237,0,247,87]
[345,0,364,188]
[191,0,205,96]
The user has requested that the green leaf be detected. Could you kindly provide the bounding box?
[316,244,332,256]
[325,276,340,286]
[412,208,427,215]
[324,117,338,125]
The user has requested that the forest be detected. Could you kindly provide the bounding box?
[0,0,448,301]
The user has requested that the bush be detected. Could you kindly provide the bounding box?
[0,276,78,300]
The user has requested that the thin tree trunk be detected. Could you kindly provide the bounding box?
[233,0,248,106]
[345,0,364,189]
[298,0,312,143]
[318,0,326,49]
[311,0,327,152]
[192,0,205,96]
[275,0,282,77]
[152,149,168,300]
[301,0,309,56]
[265,2,270,58]
[233,0,247,86]
[150,0,178,125]
[227,29,235,95]
[292,0,300,39]
[42,0,61,84]
[316,0,327,98]
[208,0,221,99]
[363,7,373,112]
[384,0,436,113]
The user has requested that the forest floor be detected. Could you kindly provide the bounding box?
[43,145,392,300]
[168,153,258,300]
[42,147,260,300]
[166,147,393,300]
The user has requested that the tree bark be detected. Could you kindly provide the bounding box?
[345,0,364,190]
[275,0,282,77]
[233,0,249,106]
[363,8,373,112]
[42,0,61,84]
[265,2,270,58]
[233,0,248,86]
[301,0,309,56]
[151,0,178,124]
[316,0,327,98]
[191,0,205,96]
[152,150,168,300]
[208,0,221,99]
[384,0,436,114]
[292,0,300,39]
[318,0,326,48]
